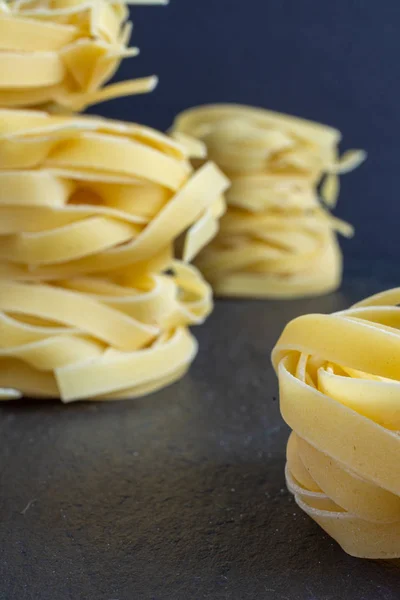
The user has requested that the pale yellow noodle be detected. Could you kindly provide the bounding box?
[172,104,365,299]
[272,289,400,558]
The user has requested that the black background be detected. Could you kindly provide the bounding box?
[94,0,400,265]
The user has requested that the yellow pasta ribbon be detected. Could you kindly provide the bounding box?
[272,289,400,558]
[0,0,166,111]
[0,109,229,401]
[172,104,365,299]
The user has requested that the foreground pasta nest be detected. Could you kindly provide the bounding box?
[172,104,365,299]
[0,0,165,111]
[272,288,400,558]
[0,108,229,401]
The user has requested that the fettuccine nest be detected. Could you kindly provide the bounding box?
[172,104,365,299]
[273,289,400,558]
[0,109,229,401]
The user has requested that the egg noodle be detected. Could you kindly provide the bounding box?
[0,109,229,401]
[172,104,365,299]
[0,0,166,111]
[272,288,400,558]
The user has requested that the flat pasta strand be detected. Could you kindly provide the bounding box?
[172,104,365,299]
[272,289,400,558]
[0,0,166,111]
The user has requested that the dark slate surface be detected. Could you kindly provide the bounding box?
[1,262,400,600]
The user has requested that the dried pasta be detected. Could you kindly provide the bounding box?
[272,289,400,558]
[172,104,365,299]
[0,0,165,111]
[0,109,229,401]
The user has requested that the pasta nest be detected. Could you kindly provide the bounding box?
[0,0,164,111]
[172,104,365,299]
[272,288,400,558]
[0,109,229,402]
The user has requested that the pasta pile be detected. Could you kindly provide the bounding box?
[272,288,400,558]
[0,109,229,401]
[0,0,165,111]
[172,104,365,299]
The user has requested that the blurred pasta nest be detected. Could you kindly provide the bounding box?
[0,109,229,401]
[172,104,365,299]
[272,289,400,558]
[0,0,162,111]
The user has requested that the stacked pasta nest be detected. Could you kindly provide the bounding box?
[172,104,365,299]
[272,288,400,558]
[0,2,229,402]
[0,0,162,111]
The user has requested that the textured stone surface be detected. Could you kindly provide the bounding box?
[1,262,400,599]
